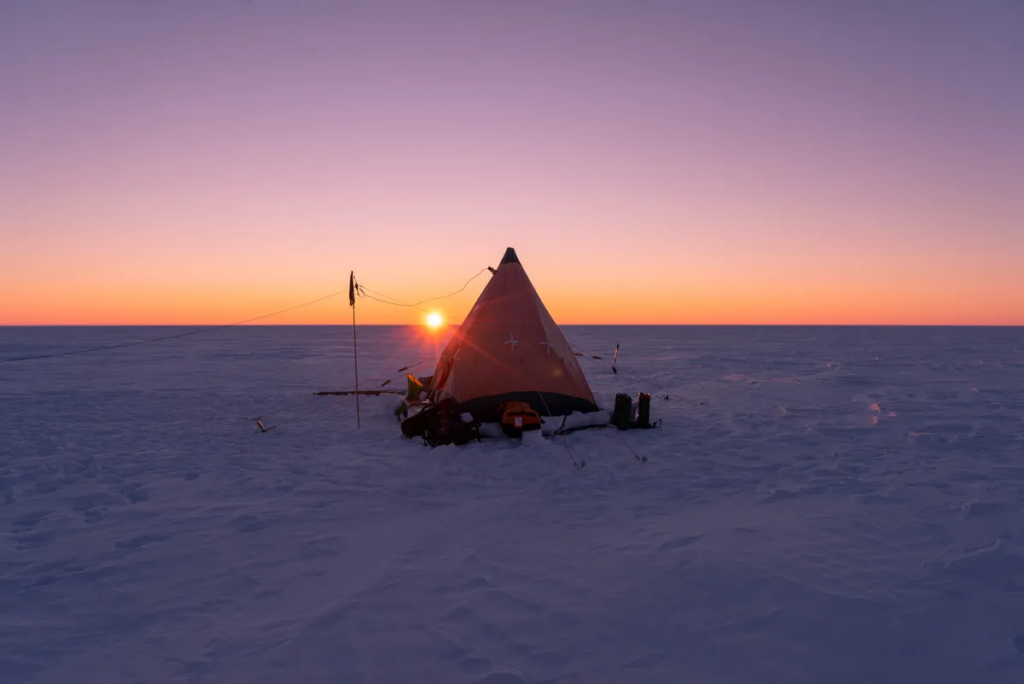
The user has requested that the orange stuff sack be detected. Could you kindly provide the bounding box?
[498,401,542,437]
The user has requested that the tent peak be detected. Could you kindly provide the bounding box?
[500,247,520,265]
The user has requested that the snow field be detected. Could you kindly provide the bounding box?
[2,325,1023,683]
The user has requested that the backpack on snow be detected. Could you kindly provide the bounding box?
[401,398,480,447]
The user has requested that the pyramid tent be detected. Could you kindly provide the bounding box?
[428,248,598,419]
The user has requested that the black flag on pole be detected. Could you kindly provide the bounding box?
[349,271,356,306]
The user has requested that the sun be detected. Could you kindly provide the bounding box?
[425,311,444,329]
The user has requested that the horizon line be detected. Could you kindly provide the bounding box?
[2,323,1022,328]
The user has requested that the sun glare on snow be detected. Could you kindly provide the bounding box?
[425,311,444,329]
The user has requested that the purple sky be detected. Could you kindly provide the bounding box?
[2,1,1021,324]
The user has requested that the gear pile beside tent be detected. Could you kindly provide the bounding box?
[401,247,599,445]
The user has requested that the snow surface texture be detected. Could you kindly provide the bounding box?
[2,325,1024,684]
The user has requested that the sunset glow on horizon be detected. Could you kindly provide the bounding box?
[425,312,445,330]
[2,3,1021,326]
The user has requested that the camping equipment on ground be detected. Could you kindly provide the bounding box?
[498,401,543,437]
[612,391,660,430]
[613,393,635,429]
[401,398,480,447]
[637,392,652,428]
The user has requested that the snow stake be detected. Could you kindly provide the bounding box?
[564,441,585,469]
[615,430,646,462]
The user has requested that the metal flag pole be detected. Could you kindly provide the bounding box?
[349,271,361,428]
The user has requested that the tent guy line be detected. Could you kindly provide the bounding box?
[0,269,487,365]
[353,268,491,311]
[0,288,349,364]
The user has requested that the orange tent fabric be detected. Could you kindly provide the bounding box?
[429,248,598,419]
